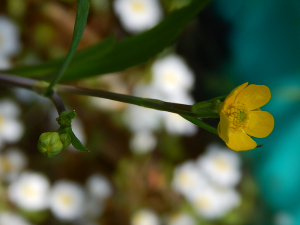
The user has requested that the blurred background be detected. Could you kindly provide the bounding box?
[0,0,298,224]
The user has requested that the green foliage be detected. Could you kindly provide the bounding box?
[57,110,89,152]
[66,127,89,152]
[5,0,210,82]
[45,0,90,93]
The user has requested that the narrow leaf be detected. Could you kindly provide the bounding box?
[5,0,210,81]
[66,127,89,152]
[45,0,90,92]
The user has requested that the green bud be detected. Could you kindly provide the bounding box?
[59,133,71,149]
[68,110,77,119]
[56,111,72,127]
[37,132,63,157]
[56,111,77,127]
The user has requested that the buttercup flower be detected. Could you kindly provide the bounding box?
[217,82,274,151]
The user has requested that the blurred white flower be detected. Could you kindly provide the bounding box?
[162,112,197,136]
[197,144,241,188]
[86,174,112,201]
[0,212,32,225]
[0,148,27,182]
[124,84,163,132]
[0,99,24,148]
[114,0,163,33]
[0,15,21,57]
[50,180,86,221]
[150,55,194,96]
[87,74,128,112]
[69,117,87,148]
[172,161,208,198]
[8,171,50,211]
[131,209,160,225]
[188,185,240,219]
[124,104,162,132]
[13,88,47,105]
[168,213,195,225]
[274,211,294,225]
[130,130,157,154]
[0,55,11,69]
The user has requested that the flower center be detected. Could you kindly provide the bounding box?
[178,171,193,186]
[23,184,37,198]
[59,193,73,207]
[227,103,249,130]
[214,157,228,171]
[131,1,145,12]
[163,71,178,86]
[196,196,211,209]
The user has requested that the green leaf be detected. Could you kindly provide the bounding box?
[66,127,89,152]
[7,36,115,77]
[45,0,90,93]
[180,115,218,135]
[5,0,210,81]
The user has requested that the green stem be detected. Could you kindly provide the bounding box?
[0,73,220,133]
[55,84,219,118]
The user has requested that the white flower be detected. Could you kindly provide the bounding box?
[0,15,21,57]
[172,161,208,198]
[168,213,195,225]
[274,211,294,225]
[150,55,195,96]
[50,180,86,221]
[69,117,87,149]
[131,209,160,225]
[8,171,50,211]
[0,212,32,225]
[188,185,240,219]
[0,148,27,182]
[114,0,163,33]
[162,112,197,136]
[0,55,11,69]
[130,130,157,154]
[86,174,112,201]
[124,84,163,132]
[87,74,128,112]
[0,99,24,147]
[197,144,241,188]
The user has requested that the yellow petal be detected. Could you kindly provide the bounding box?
[223,82,248,111]
[226,129,257,151]
[218,110,230,143]
[235,84,271,110]
[244,111,274,138]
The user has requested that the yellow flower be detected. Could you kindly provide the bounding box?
[217,82,274,151]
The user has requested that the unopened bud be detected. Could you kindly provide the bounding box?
[59,133,71,149]
[37,132,63,157]
[56,111,77,127]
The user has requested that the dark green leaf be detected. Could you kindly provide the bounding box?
[5,0,210,81]
[66,127,89,152]
[45,0,90,92]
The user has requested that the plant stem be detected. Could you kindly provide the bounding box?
[51,92,66,114]
[0,73,220,119]
[55,84,219,118]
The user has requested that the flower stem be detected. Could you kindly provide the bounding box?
[0,73,220,134]
[51,92,66,114]
[55,84,219,118]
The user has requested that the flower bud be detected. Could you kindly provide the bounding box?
[56,111,77,127]
[59,133,71,149]
[37,132,63,157]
